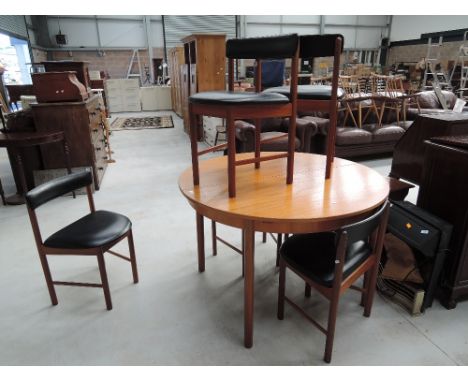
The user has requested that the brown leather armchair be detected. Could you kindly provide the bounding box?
[406,90,458,119]
[234,117,318,153]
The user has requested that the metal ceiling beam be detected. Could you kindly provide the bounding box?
[34,45,147,51]
[46,16,144,22]
[246,21,387,29]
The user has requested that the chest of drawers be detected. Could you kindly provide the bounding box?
[30,95,108,189]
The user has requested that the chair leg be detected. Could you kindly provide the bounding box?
[364,262,380,318]
[38,252,58,306]
[127,229,139,284]
[305,283,311,298]
[286,113,297,184]
[324,292,340,363]
[402,100,407,124]
[0,177,6,205]
[360,270,369,307]
[262,232,267,243]
[227,114,236,198]
[189,103,200,186]
[276,234,283,267]
[277,259,286,320]
[358,104,362,128]
[212,220,217,256]
[97,252,112,310]
[254,118,261,169]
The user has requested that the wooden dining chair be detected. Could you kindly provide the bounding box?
[263,34,344,178]
[25,170,138,310]
[189,34,300,198]
[338,74,376,128]
[277,201,389,363]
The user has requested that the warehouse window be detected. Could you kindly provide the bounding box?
[0,32,32,85]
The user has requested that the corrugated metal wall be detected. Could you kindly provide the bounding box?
[164,15,236,47]
[0,15,28,38]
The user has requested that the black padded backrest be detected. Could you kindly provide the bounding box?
[25,171,93,210]
[300,34,344,58]
[226,34,299,59]
[341,201,389,245]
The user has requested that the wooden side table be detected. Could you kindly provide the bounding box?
[0,131,72,205]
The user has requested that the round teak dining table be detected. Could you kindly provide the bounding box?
[179,152,389,348]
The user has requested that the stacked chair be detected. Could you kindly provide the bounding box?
[263,34,344,178]
[188,34,300,198]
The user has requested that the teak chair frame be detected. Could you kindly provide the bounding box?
[26,176,138,311]
[295,34,343,178]
[189,35,300,198]
[277,202,389,363]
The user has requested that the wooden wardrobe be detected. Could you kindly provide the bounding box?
[173,34,226,134]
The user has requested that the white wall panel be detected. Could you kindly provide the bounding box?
[357,15,388,26]
[47,18,98,46]
[281,25,320,35]
[246,24,281,37]
[282,15,320,24]
[98,19,145,47]
[246,15,281,23]
[391,16,468,42]
[98,15,143,20]
[150,20,164,48]
[324,27,356,48]
[325,15,358,25]
[355,27,385,49]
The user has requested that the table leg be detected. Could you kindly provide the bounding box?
[0,177,6,205]
[62,139,75,198]
[243,221,255,348]
[5,148,27,205]
[196,212,205,272]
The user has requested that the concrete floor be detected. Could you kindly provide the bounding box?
[0,111,467,366]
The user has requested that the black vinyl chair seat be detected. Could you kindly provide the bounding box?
[280,232,371,287]
[189,91,290,105]
[264,85,346,100]
[44,210,132,249]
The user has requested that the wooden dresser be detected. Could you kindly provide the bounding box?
[30,95,107,189]
[418,135,468,309]
[178,34,226,135]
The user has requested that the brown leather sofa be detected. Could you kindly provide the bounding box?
[301,90,464,158]
[234,90,465,158]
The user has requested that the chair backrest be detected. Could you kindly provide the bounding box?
[369,73,388,94]
[25,170,93,210]
[226,34,299,59]
[299,34,344,59]
[340,201,389,246]
[254,60,285,89]
[339,75,360,94]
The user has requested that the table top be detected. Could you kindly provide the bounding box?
[179,153,389,233]
[0,130,65,147]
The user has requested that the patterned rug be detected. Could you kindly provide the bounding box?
[111,116,174,131]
